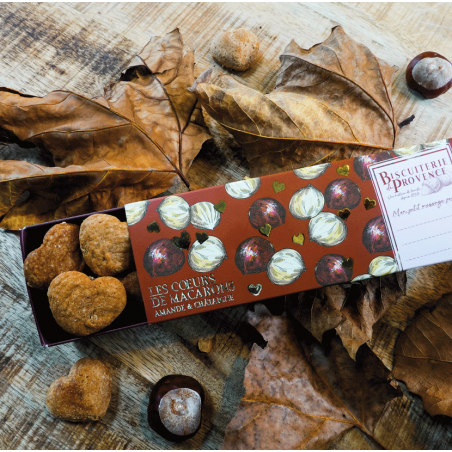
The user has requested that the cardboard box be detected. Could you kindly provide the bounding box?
[20,138,452,345]
[20,208,147,346]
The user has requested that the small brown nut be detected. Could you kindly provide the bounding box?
[119,271,142,301]
[46,358,112,422]
[211,28,259,71]
[23,223,85,289]
[48,271,127,336]
[79,214,132,276]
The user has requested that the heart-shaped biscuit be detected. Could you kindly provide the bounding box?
[80,214,132,276]
[46,358,112,422]
[337,164,350,177]
[48,271,127,336]
[24,223,85,289]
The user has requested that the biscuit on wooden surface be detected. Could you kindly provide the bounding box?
[46,358,112,422]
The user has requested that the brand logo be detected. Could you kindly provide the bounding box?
[378,157,449,193]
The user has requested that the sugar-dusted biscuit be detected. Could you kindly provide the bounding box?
[24,223,85,289]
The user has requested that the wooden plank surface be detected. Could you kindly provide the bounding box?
[2,2,452,449]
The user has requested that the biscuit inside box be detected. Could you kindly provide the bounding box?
[20,207,148,347]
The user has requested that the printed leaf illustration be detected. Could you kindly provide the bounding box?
[222,304,400,449]
[290,273,406,359]
[192,26,398,176]
[0,29,210,229]
[393,294,452,417]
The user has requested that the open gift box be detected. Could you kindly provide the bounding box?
[20,138,452,346]
[19,207,148,346]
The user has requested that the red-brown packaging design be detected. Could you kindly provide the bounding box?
[126,149,406,323]
[128,138,452,323]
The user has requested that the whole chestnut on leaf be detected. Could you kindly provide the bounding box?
[148,375,205,442]
[406,52,452,99]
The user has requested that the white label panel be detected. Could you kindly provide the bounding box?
[369,143,452,271]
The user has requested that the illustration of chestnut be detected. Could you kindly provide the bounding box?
[315,254,353,286]
[248,198,286,230]
[406,52,452,99]
[235,236,275,275]
[362,216,391,254]
[353,152,393,181]
[324,178,361,210]
[143,238,185,277]
[148,375,205,442]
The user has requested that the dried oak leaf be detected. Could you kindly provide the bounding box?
[222,304,400,449]
[290,272,406,359]
[0,29,210,230]
[393,294,452,417]
[191,26,398,176]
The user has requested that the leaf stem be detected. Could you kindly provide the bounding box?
[398,115,415,129]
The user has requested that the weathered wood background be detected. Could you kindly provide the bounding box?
[2,2,452,449]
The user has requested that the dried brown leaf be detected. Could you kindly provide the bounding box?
[0,29,210,230]
[222,304,400,449]
[292,284,346,343]
[290,273,406,360]
[202,109,240,155]
[384,262,452,331]
[393,294,452,417]
[191,26,398,176]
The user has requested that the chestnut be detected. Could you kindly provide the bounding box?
[248,198,286,230]
[406,52,452,99]
[324,178,361,210]
[315,254,353,286]
[148,375,205,442]
[143,239,185,278]
[235,236,275,275]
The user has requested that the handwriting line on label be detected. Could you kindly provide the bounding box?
[406,247,452,261]
[401,230,452,246]
[397,213,452,231]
